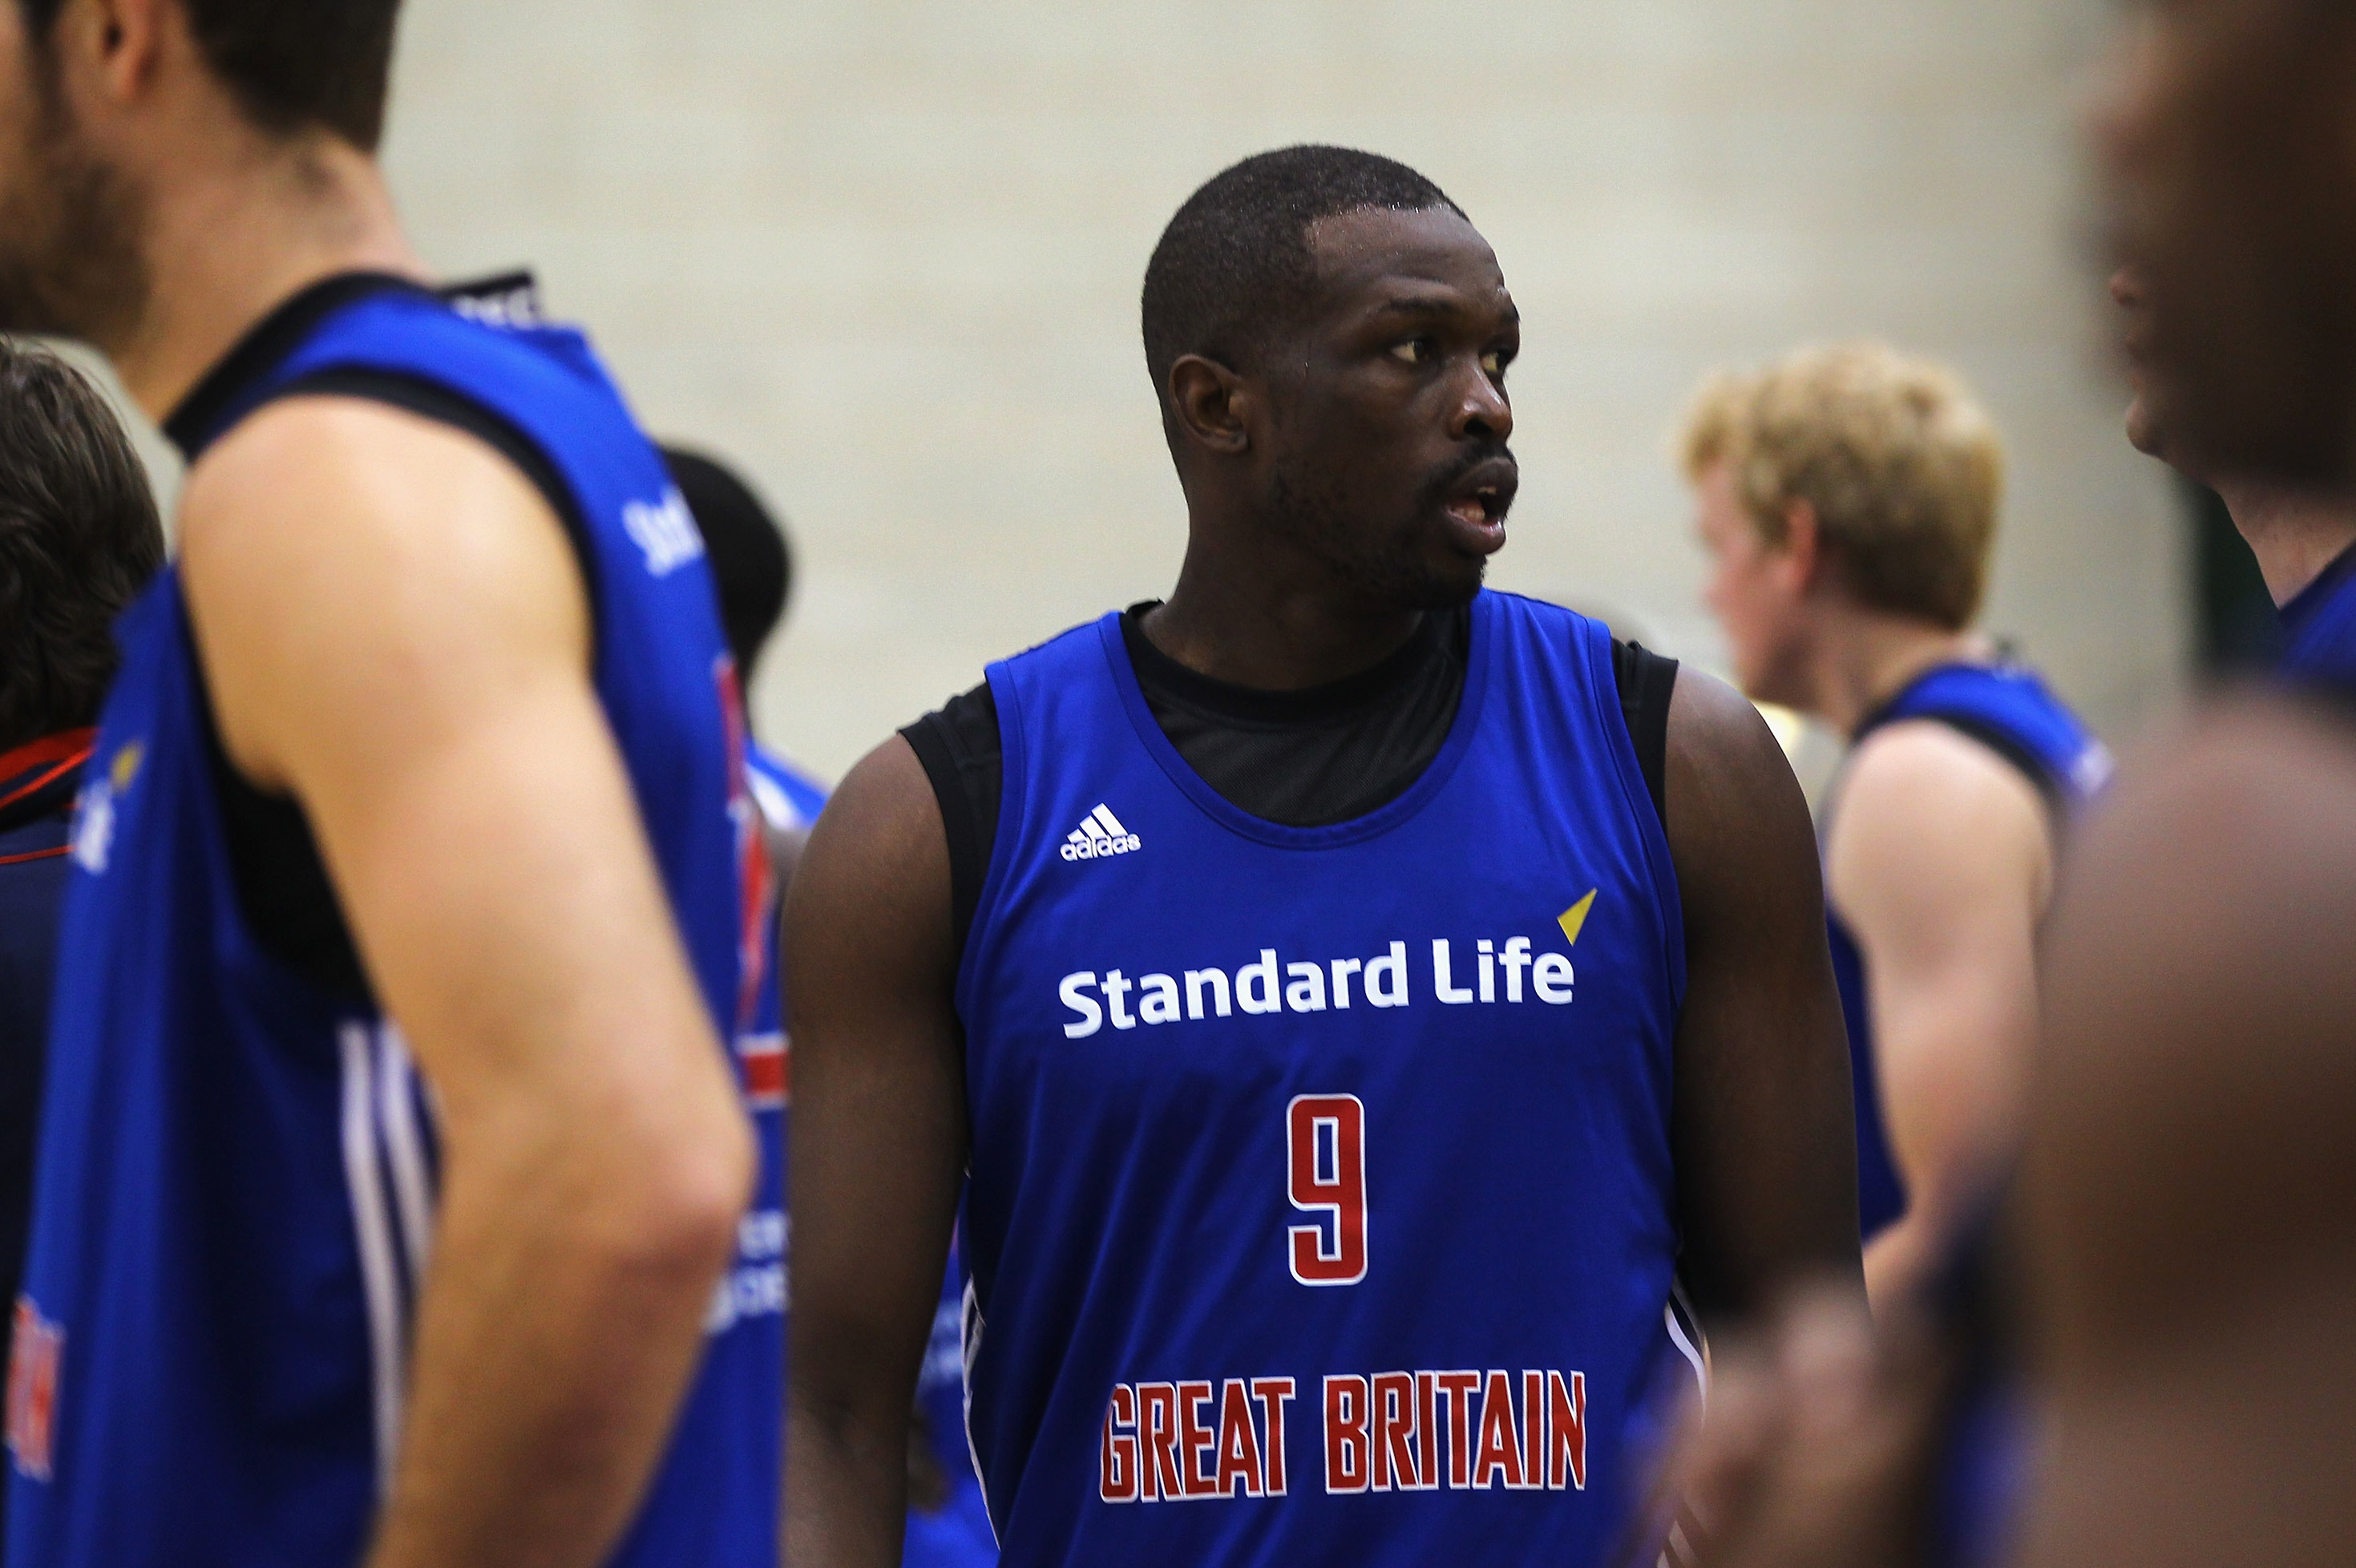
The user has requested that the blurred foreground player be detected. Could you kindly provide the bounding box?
[0,3,780,1566]
[1652,5,2356,1566]
[2114,266,2356,677]
[2021,3,2356,1563]
[0,344,163,1545]
[1683,345,2105,1303]
[668,446,996,1567]
[788,146,1859,1568]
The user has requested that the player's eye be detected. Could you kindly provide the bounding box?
[1481,350,1506,376]
[1389,339,1430,366]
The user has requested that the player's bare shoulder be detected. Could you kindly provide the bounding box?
[785,734,956,991]
[178,394,591,788]
[1827,719,2055,915]
[1662,665,1812,857]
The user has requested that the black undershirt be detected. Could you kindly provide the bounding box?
[903,603,1678,956]
[166,272,588,1000]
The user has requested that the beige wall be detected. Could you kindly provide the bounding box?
[380,0,2182,782]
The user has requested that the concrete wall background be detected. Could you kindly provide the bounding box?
[376,0,2181,782]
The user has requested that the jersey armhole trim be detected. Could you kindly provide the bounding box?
[1583,622,1687,1008]
[954,665,1029,1022]
[902,716,984,960]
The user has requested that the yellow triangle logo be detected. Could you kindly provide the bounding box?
[1558,890,1598,947]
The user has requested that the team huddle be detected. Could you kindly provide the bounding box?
[0,2,2350,1568]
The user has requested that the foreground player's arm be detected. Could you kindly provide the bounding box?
[1826,725,2050,1306]
[1663,671,1861,1328]
[180,400,755,1568]
[2019,697,2356,1568]
[783,738,968,1568]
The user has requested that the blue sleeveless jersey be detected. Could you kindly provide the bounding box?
[2279,545,2356,681]
[957,592,1689,1568]
[6,284,782,1567]
[1827,663,2107,1240]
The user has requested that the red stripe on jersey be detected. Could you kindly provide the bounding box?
[740,1036,787,1110]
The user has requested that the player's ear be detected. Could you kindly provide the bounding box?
[59,0,168,107]
[1779,498,1826,592]
[1166,355,1252,458]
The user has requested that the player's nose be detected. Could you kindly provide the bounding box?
[1452,362,1513,443]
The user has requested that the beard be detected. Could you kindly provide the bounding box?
[1264,447,1503,613]
[0,57,148,346]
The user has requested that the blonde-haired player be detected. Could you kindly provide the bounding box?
[1682,344,2107,1303]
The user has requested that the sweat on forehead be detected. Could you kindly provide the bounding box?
[1140,145,1467,393]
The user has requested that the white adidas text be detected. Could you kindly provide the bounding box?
[1063,803,1143,863]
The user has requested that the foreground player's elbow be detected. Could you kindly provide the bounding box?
[592,1089,757,1286]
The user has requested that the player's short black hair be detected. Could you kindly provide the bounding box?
[0,343,164,753]
[16,0,404,152]
[1141,146,1465,399]
[665,447,793,685]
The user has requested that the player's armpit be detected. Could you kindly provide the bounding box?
[180,398,754,1568]
[784,736,970,1568]
[1661,669,1861,1330]
[1827,723,2048,1304]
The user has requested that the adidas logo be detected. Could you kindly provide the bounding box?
[1061,804,1142,863]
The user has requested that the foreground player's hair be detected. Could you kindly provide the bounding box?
[0,343,164,752]
[1142,145,1465,396]
[14,0,403,151]
[1682,342,2006,631]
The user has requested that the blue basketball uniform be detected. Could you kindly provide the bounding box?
[1826,662,2107,1240]
[956,592,1689,1567]
[2279,544,2356,681]
[6,277,782,1568]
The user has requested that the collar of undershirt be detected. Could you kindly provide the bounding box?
[1118,600,1465,729]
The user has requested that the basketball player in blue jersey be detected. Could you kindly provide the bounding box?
[2114,266,2356,678]
[0,3,781,1566]
[787,146,1861,1568]
[1681,343,2107,1306]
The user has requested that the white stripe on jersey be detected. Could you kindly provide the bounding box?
[340,1024,407,1493]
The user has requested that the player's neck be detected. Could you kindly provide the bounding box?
[112,135,426,426]
[1146,545,1431,691]
[2213,479,2356,606]
[1809,612,1983,739]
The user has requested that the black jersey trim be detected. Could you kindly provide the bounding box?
[1614,640,1676,826]
[163,273,434,460]
[198,368,603,1001]
[906,618,1675,965]
[903,701,992,962]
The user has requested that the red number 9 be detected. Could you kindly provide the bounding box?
[1287,1094,1367,1286]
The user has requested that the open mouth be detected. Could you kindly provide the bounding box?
[1439,459,1518,546]
[1444,487,1508,529]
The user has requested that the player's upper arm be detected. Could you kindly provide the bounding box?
[179,396,746,1227]
[783,737,968,1413]
[1660,669,1860,1321]
[1825,721,2051,1199]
